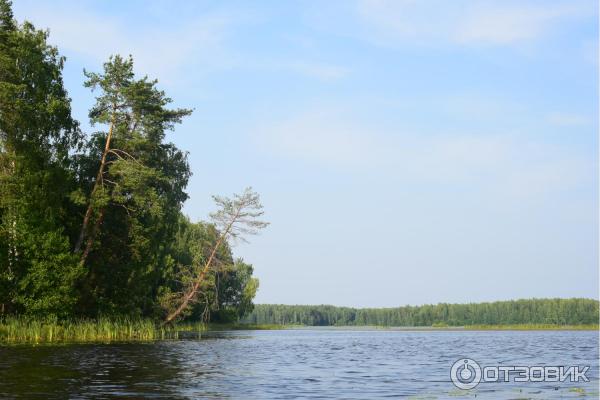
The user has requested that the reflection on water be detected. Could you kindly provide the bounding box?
[0,329,597,399]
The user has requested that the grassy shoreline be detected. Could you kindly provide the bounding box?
[0,317,170,344]
[0,318,596,345]
[0,319,292,344]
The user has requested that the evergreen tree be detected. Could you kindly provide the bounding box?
[0,0,263,322]
[74,55,192,317]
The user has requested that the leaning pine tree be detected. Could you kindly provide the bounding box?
[163,187,268,324]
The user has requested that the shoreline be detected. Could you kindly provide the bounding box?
[208,323,599,332]
[0,320,596,345]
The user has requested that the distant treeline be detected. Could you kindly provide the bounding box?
[242,298,599,326]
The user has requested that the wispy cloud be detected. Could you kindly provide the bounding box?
[255,107,591,198]
[454,2,587,45]
[14,1,237,84]
[546,112,592,127]
[241,59,351,81]
[257,109,513,181]
[15,1,351,84]
[354,0,592,46]
[257,109,377,166]
[288,62,350,81]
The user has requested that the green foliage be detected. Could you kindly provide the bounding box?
[0,0,83,318]
[14,229,82,318]
[160,217,260,323]
[242,299,600,327]
[74,55,195,317]
[210,260,260,322]
[0,1,260,323]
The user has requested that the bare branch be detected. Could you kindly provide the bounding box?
[163,187,268,324]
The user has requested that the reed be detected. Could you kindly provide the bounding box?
[0,317,173,344]
[0,317,292,344]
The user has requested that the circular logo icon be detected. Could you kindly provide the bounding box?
[450,358,482,390]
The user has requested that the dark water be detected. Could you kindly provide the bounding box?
[0,329,597,399]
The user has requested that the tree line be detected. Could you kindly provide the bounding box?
[0,0,266,323]
[242,298,599,326]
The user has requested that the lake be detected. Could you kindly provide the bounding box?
[0,329,597,399]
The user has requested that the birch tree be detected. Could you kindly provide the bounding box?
[0,0,82,317]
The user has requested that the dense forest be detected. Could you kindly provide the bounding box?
[243,298,600,326]
[0,0,264,323]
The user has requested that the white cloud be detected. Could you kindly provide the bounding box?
[455,3,586,45]
[288,62,350,81]
[255,108,590,198]
[256,108,512,175]
[546,112,592,127]
[354,0,591,46]
[257,110,375,165]
[582,39,599,66]
[13,2,235,84]
[14,1,350,84]
[242,59,350,81]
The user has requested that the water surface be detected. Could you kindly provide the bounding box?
[0,329,597,399]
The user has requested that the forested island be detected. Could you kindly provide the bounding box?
[243,299,599,328]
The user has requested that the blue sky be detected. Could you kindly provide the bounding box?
[14,0,598,307]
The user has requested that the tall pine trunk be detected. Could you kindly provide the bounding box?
[74,108,116,266]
